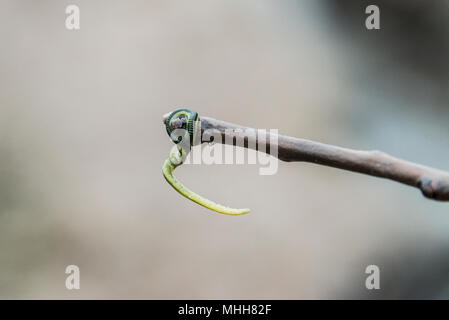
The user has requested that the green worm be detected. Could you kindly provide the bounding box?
[162,108,250,216]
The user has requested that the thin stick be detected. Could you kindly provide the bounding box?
[198,116,449,202]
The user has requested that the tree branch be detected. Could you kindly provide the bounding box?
[202,116,449,202]
[164,113,449,202]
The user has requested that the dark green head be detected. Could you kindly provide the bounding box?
[165,108,200,149]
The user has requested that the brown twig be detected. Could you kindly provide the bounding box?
[164,113,449,202]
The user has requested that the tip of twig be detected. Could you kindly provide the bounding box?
[418,176,449,201]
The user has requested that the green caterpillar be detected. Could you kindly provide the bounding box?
[162,108,250,216]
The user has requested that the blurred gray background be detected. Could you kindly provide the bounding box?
[0,0,448,299]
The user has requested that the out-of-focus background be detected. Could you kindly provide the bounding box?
[0,0,448,299]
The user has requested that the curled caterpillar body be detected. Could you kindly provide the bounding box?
[162,108,250,216]
[162,151,250,216]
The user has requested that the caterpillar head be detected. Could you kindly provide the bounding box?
[165,108,200,152]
